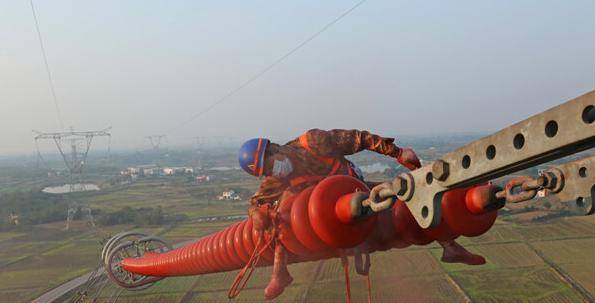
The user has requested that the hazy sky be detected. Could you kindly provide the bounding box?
[1,0,594,154]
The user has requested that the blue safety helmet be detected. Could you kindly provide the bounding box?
[238,138,270,177]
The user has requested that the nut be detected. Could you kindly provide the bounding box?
[432,159,450,181]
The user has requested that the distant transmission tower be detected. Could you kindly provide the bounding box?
[33,128,111,188]
[65,205,95,230]
[193,136,206,170]
[145,135,166,150]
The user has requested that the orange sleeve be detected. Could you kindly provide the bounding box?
[302,128,401,158]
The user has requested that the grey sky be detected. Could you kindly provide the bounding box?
[1,0,594,154]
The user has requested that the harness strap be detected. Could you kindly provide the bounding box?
[346,163,354,177]
[330,159,342,175]
[288,159,345,188]
[289,175,324,187]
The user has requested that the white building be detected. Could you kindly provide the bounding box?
[163,168,175,176]
[8,213,19,225]
[217,190,241,201]
[143,168,158,176]
[163,167,194,176]
[196,175,211,183]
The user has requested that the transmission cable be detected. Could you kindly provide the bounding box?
[165,0,367,134]
[30,0,65,129]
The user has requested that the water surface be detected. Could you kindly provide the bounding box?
[42,184,100,194]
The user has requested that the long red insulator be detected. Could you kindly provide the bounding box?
[121,176,500,278]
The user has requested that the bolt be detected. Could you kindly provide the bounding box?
[432,159,450,181]
[392,176,408,196]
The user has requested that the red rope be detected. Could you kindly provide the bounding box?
[340,253,352,303]
[354,249,373,303]
[365,274,372,303]
[228,232,274,298]
[362,252,372,303]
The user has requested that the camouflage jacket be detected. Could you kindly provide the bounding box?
[249,129,401,206]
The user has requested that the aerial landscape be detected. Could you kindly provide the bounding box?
[1,136,593,302]
[1,1,594,302]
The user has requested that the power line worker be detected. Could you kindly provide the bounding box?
[239,129,485,300]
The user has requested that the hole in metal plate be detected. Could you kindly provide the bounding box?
[545,120,558,138]
[513,133,525,150]
[462,155,471,169]
[486,145,496,160]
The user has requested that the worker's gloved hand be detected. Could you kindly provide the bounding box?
[397,147,421,170]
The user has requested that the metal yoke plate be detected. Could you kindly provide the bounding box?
[550,155,594,215]
[398,90,595,228]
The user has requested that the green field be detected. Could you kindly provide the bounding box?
[61,216,595,302]
[1,177,594,303]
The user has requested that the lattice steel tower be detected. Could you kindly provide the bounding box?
[145,135,166,150]
[34,128,111,188]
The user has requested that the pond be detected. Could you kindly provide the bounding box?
[208,166,241,171]
[359,162,391,174]
[42,183,101,194]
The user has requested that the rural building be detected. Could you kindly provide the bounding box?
[217,190,241,201]
[47,171,63,177]
[8,213,19,225]
[163,167,194,176]
[121,167,140,176]
[142,168,158,176]
[137,164,158,177]
[196,175,211,183]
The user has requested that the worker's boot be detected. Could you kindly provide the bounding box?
[439,240,486,265]
[264,244,293,300]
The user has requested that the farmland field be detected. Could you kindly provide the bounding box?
[52,215,595,303]
[449,266,581,302]
[1,176,594,303]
